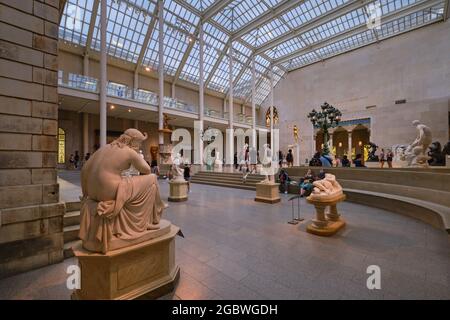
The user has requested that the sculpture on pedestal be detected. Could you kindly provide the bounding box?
[306,173,346,236]
[401,120,432,167]
[308,173,343,201]
[260,143,275,183]
[170,152,185,181]
[79,128,167,253]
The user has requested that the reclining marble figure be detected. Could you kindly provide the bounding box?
[308,173,343,201]
[79,129,167,253]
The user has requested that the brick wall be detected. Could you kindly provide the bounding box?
[0,0,64,278]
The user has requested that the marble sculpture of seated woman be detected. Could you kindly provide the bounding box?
[79,129,168,253]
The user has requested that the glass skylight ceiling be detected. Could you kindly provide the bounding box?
[59,0,445,106]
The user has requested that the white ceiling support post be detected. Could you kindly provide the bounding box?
[269,65,274,151]
[158,0,165,146]
[99,0,107,147]
[251,55,257,149]
[198,22,205,166]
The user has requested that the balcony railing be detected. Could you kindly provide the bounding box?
[58,71,263,126]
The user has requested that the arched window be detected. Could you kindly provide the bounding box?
[58,128,65,164]
[265,106,279,127]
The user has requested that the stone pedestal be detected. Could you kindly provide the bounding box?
[72,224,180,300]
[255,182,281,204]
[168,179,188,202]
[306,194,346,236]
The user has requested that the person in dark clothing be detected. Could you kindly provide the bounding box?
[341,155,350,167]
[286,149,294,167]
[74,151,80,169]
[309,152,322,166]
[234,152,238,170]
[278,150,284,167]
[184,164,191,192]
[299,169,315,197]
[317,169,326,180]
[278,169,289,194]
[353,154,366,167]
[84,153,91,162]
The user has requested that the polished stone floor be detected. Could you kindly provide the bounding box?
[0,170,449,300]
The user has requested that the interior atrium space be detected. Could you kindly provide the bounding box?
[0,0,449,304]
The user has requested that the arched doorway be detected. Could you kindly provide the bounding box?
[333,127,348,158]
[58,128,66,164]
[351,125,370,160]
[315,129,324,153]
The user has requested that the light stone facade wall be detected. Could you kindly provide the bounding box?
[264,20,450,162]
[0,0,64,278]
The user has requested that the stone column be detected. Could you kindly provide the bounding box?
[347,130,352,157]
[0,0,64,278]
[83,113,89,156]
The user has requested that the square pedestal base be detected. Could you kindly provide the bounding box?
[306,218,346,237]
[72,225,180,300]
[168,180,188,202]
[254,182,281,204]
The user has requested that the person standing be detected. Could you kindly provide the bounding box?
[249,146,257,174]
[286,149,294,167]
[74,151,80,169]
[386,149,394,168]
[69,154,75,170]
[183,164,191,193]
[379,148,386,168]
[278,150,284,167]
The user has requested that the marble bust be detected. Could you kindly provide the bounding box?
[79,128,168,253]
[308,173,343,201]
[402,120,432,166]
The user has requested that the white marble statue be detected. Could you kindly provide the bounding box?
[260,144,275,183]
[171,152,185,181]
[79,129,167,253]
[214,151,223,172]
[308,173,343,201]
[401,120,432,167]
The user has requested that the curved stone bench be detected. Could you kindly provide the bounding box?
[344,188,450,234]
[281,167,450,233]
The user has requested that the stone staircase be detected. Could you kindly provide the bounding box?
[190,171,266,191]
[63,201,81,259]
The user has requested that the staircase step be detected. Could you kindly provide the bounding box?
[191,179,256,191]
[63,240,81,259]
[66,201,81,212]
[64,225,80,243]
[63,210,80,227]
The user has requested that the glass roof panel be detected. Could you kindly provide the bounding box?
[281,0,349,29]
[208,54,243,93]
[180,22,228,84]
[234,67,253,99]
[91,0,155,63]
[164,0,199,32]
[142,22,192,75]
[212,0,274,31]
[242,18,291,47]
[183,0,218,11]
[59,0,95,46]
